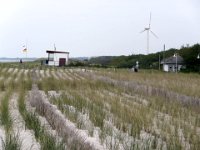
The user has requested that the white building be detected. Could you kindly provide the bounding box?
[161,55,185,72]
[46,50,69,66]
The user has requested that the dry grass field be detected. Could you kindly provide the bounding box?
[0,64,199,150]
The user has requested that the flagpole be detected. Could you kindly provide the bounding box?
[54,43,56,66]
[26,41,28,59]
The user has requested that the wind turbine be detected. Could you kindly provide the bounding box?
[140,13,158,54]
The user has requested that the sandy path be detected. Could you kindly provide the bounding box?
[9,93,41,150]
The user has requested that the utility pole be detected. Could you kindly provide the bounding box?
[163,44,165,62]
[197,53,200,73]
[173,53,178,73]
[159,54,160,70]
[162,44,165,71]
[176,53,177,73]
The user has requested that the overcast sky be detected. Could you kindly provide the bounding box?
[0,0,199,58]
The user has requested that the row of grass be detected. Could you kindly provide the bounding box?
[18,78,66,150]
[94,68,200,98]
[43,77,159,149]
[0,86,22,149]
[40,68,200,149]
[0,90,12,132]
[0,66,65,150]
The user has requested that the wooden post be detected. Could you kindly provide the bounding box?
[159,54,161,70]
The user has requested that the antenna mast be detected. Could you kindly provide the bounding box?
[54,43,56,51]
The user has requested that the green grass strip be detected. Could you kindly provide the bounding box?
[18,90,66,150]
[0,90,12,132]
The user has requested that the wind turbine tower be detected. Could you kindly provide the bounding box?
[140,13,158,54]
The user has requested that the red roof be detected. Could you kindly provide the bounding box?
[46,50,69,54]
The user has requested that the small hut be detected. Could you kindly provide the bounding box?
[161,55,185,72]
[46,50,69,66]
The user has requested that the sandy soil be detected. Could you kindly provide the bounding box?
[8,68,14,73]
[14,69,23,82]
[64,70,75,80]
[24,69,29,81]
[25,92,66,148]
[39,70,45,79]
[51,71,59,79]
[29,85,104,150]
[0,127,5,149]
[55,71,65,80]
[59,70,72,80]
[9,93,40,150]
[35,70,41,81]
[45,69,51,78]
[73,71,86,80]
[13,68,19,74]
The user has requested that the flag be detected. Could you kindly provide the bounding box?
[23,48,27,52]
[22,45,27,52]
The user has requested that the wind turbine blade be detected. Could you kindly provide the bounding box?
[149,12,151,28]
[140,29,146,33]
[150,30,158,38]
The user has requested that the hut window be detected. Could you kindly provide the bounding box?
[49,53,54,61]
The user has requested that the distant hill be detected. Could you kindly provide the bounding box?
[89,56,116,66]
[70,57,89,61]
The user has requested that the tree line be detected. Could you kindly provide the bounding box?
[70,43,200,72]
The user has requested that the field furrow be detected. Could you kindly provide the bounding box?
[39,70,45,79]
[59,69,73,80]
[29,84,104,150]
[64,70,76,80]
[9,93,40,150]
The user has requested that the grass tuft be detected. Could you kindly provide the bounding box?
[2,133,21,150]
